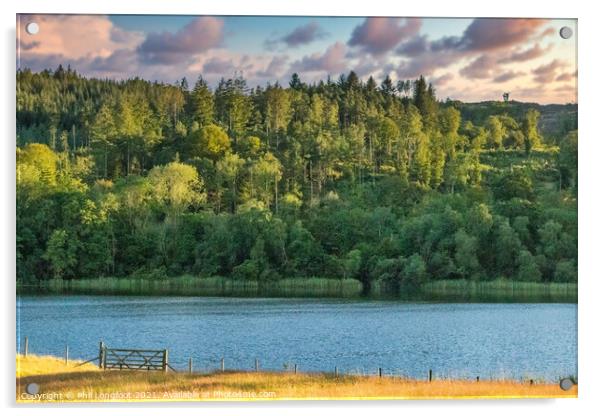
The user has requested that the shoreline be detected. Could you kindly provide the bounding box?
[17,277,577,303]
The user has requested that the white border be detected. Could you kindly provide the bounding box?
[2,1,600,415]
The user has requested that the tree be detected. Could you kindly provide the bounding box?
[485,116,504,149]
[522,108,542,155]
[554,259,576,282]
[190,76,214,127]
[558,130,578,190]
[148,162,205,220]
[342,249,362,279]
[187,124,231,161]
[215,75,253,140]
[44,229,78,278]
[402,254,427,289]
[264,85,292,148]
[517,249,541,281]
[90,104,117,178]
[216,152,245,212]
[454,229,481,279]
[412,76,437,130]
[17,143,58,186]
[15,69,578,293]
[289,73,304,90]
[492,168,534,201]
[249,152,283,211]
[494,219,522,277]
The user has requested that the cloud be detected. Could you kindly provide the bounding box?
[203,56,235,74]
[458,18,547,52]
[493,70,525,83]
[16,15,573,104]
[18,39,40,51]
[556,71,576,82]
[459,55,498,79]
[427,18,546,55]
[396,35,428,57]
[256,55,289,78]
[396,18,553,82]
[431,73,454,86]
[266,22,328,49]
[537,27,556,40]
[291,42,347,73]
[532,59,567,83]
[87,49,140,75]
[348,18,421,55]
[17,14,143,60]
[137,17,224,65]
[17,14,144,78]
[396,51,460,78]
[498,43,552,64]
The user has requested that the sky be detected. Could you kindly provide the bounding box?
[16,14,577,104]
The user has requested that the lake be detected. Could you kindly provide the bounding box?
[16,296,577,381]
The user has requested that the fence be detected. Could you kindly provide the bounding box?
[18,336,543,383]
[99,342,169,372]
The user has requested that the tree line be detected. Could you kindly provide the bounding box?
[16,66,578,292]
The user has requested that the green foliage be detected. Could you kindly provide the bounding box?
[187,124,231,161]
[44,229,78,278]
[15,68,577,292]
[190,76,214,127]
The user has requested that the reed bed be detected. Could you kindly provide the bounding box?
[420,279,577,302]
[20,277,576,301]
[32,276,363,298]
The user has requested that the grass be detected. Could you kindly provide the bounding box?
[420,279,577,302]
[17,354,99,378]
[19,277,576,302]
[16,354,576,402]
[22,276,364,298]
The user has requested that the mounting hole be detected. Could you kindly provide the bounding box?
[559,26,573,40]
[25,22,39,35]
[26,383,40,395]
[559,378,574,391]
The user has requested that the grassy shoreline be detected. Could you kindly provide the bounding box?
[16,354,577,402]
[17,276,577,302]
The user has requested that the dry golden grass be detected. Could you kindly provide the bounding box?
[16,354,577,402]
[17,354,99,377]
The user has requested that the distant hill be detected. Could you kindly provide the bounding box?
[449,100,577,141]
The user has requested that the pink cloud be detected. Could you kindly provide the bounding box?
[498,43,553,64]
[137,17,224,65]
[292,42,347,74]
[348,18,421,55]
[460,18,547,52]
[459,55,498,79]
[17,14,143,60]
[532,59,568,83]
[493,70,526,83]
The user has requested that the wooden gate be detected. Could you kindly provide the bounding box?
[99,342,168,372]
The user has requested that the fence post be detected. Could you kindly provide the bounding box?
[99,341,105,369]
[428,369,433,382]
[379,367,382,378]
[188,357,193,374]
[255,358,259,372]
[476,376,480,382]
[163,349,169,373]
[221,357,225,372]
[65,345,69,364]
[24,336,29,357]
[334,366,338,377]
[294,364,297,374]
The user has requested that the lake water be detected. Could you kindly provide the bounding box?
[16,296,577,381]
